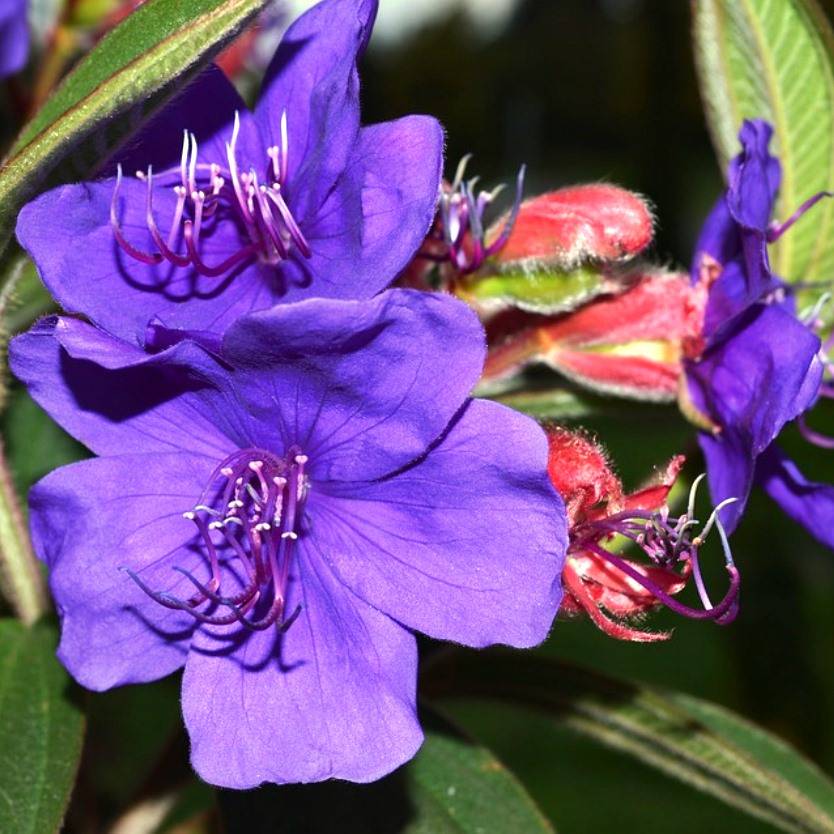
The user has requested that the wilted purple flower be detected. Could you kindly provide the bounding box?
[10,289,566,787]
[0,0,28,79]
[685,119,833,547]
[16,0,443,346]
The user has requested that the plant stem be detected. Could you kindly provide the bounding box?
[0,440,47,625]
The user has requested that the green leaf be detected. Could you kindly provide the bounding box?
[0,0,268,254]
[0,619,86,834]
[219,712,554,834]
[425,649,834,834]
[692,0,834,284]
[463,266,610,314]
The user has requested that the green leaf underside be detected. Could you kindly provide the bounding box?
[693,0,834,285]
[466,267,607,314]
[425,650,834,834]
[220,713,554,834]
[0,619,85,834]
[0,0,268,254]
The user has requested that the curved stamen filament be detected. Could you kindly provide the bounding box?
[125,447,310,633]
[570,477,742,631]
[432,155,526,275]
[111,110,312,280]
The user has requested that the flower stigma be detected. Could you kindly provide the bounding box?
[126,447,310,632]
[110,111,312,278]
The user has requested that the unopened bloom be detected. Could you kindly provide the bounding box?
[685,119,833,545]
[10,290,566,787]
[16,0,443,346]
[547,428,739,642]
[0,0,28,79]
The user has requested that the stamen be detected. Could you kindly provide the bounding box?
[568,476,742,636]
[430,155,526,275]
[125,447,311,633]
[111,110,312,279]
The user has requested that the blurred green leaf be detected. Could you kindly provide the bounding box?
[692,0,834,284]
[482,377,683,422]
[219,712,554,834]
[463,265,610,314]
[0,618,85,834]
[3,386,86,497]
[0,0,268,255]
[425,649,834,834]
[0,250,54,352]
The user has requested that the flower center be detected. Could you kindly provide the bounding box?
[127,447,310,632]
[111,111,312,279]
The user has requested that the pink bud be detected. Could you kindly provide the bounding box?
[489,184,654,271]
[484,271,705,401]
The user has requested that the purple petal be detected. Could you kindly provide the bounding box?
[30,454,216,690]
[692,120,783,334]
[758,444,834,550]
[309,399,565,648]
[255,0,377,221]
[697,429,755,534]
[727,120,781,233]
[221,290,486,481]
[106,65,263,177]
[182,557,421,787]
[277,116,444,302]
[688,304,821,458]
[0,0,28,79]
[691,196,740,276]
[16,176,275,346]
[9,317,237,458]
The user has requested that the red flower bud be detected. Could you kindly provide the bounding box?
[489,184,654,272]
[484,271,706,401]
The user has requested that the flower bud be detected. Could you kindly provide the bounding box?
[488,184,654,273]
[483,271,705,402]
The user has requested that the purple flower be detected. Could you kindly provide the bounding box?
[10,289,566,787]
[685,119,834,547]
[16,0,443,346]
[0,0,28,79]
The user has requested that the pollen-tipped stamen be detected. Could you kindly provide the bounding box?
[125,447,310,633]
[111,110,311,279]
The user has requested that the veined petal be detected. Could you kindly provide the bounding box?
[276,115,444,303]
[221,290,486,481]
[108,65,264,177]
[16,177,271,346]
[182,556,420,787]
[256,0,378,221]
[9,317,237,458]
[758,444,834,550]
[30,454,215,690]
[688,304,821,457]
[311,399,566,648]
